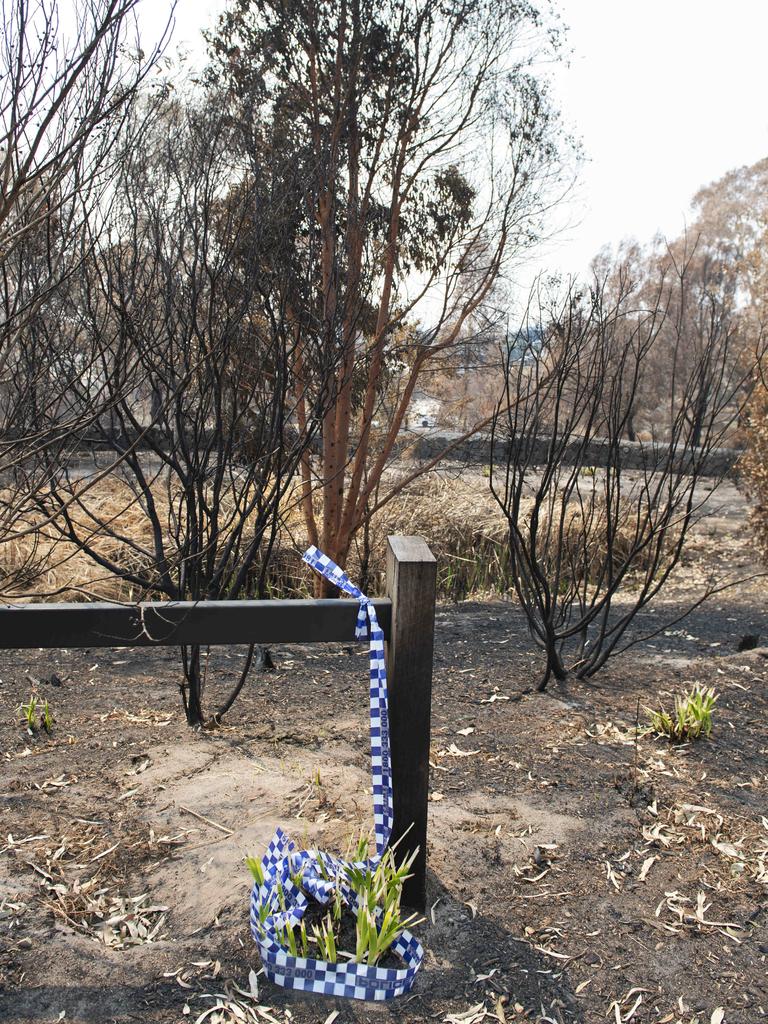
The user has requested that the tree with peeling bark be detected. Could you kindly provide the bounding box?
[208,0,570,589]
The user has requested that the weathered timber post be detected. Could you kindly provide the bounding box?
[385,535,436,911]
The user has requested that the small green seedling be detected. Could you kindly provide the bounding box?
[246,831,424,966]
[350,844,424,964]
[347,831,370,863]
[245,855,264,887]
[356,902,415,965]
[312,913,337,962]
[331,877,344,923]
[275,918,301,957]
[18,694,54,735]
[40,699,53,734]
[18,696,41,737]
[19,695,38,734]
[647,685,718,743]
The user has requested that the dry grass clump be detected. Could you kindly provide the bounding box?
[360,475,511,599]
[1,480,160,602]
[2,474,287,602]
[534,496,655,587]
[6,470,657,603]
[259,473,513,600]
[4,473,516,602]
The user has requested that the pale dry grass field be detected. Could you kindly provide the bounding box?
[1,472,512,603]
[3,466,679,605]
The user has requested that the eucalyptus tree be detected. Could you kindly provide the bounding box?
[207,0,572,589]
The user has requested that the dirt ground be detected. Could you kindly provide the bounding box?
[1,482,767,1024]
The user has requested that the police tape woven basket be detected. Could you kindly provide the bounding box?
[249,546,424,1000]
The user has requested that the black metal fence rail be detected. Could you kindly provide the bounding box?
[0,535,436,910]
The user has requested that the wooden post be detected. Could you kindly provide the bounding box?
[385,535,436,911]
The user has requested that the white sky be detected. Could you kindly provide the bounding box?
[140,0,768,285]
[532,0,768,281]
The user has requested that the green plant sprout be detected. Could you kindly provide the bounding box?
[356,901,418,966]
[19,695,38,733]
[245,855,264,887]
[349,833,370,862]
[312,913,337,962]
[350,844,424,964]
[17,694,54,735]
[246,832,424,965]
[331,877,344,923]
[275,919,301,957]
[40,699,53,733]
[646,685,718,743]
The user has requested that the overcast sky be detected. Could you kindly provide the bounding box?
[142,0,768,285]
[536,0,768,279]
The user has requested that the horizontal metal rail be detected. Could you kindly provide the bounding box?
[0,598,392,649]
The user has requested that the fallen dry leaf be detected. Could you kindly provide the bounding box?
[638,855,658,882]
[441,743,480,757]
[443,1002,488,1024]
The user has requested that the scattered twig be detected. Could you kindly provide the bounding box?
[178,805,234,836]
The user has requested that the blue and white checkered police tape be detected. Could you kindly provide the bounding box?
[249,546,424,1000]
